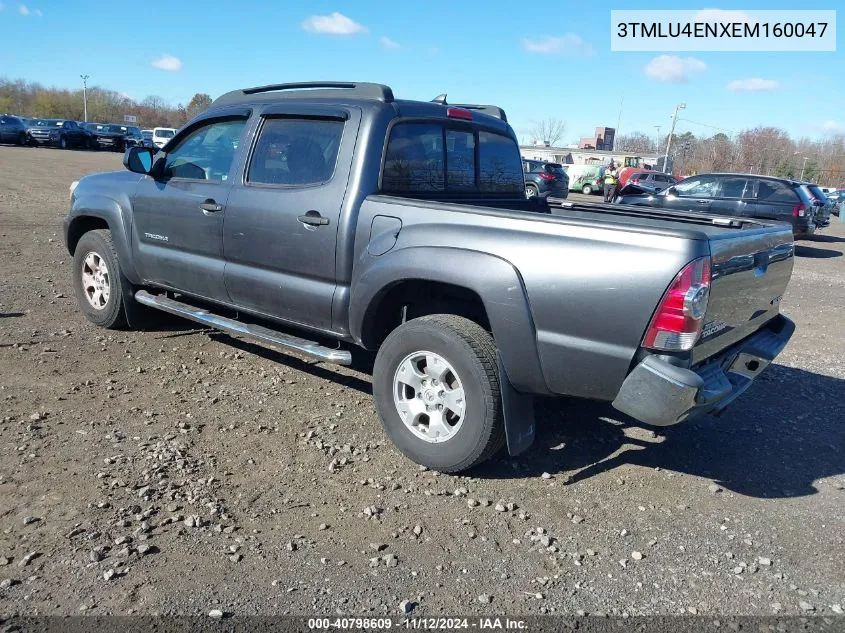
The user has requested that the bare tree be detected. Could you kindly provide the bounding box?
[530,117,566,147]
[615,132,654,153]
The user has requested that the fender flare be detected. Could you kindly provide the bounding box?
[66,195,141,284]
[350,246,551,397]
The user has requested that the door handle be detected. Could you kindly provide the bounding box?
[199,200,223,214]
[298,210,329,226]
[696,200,710,204]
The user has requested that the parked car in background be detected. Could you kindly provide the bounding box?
[829,190,845,215]
[801,183,832,228]
[0,114,29,145]
[26,119,92,149]
[141,129,154,147]
[152,127,176,148]
[522,159,569,201]
[119,125,146,148]
[616,173,819,238]
[83,123,129,152]
[564,164,604,195]
[617,167,677,192]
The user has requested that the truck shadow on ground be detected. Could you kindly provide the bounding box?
[476,364,845,499]
[794,245,842,259]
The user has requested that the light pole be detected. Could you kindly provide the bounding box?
[799,155,809,181]
[80,74,89,122]
[654,125,662,161]
[663,103,686,174]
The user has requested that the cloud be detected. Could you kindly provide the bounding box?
[727,78,779,92]
[151,54,182,71]
[379,36,400,49]
[302,12,367,35]
[644,55,706,83]
[18,4,28,14]
[522,34,594,56]
[693,8,752,23]
[821,120,845,135]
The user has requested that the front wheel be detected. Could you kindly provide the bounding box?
[525,184,538,199]
[59,135,68,150]
[582,184,593,195]
[72,230,130,329]
[18,132,27,146]
[373,315,505,473]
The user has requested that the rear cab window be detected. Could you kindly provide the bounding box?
[382,121,523,194]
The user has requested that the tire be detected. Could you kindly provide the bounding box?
[59,135,68,150]
[18,132,27,146]
[72,230,130,329]
[581,184,592,195]
[373,315,505,473]
[525,184,538,199]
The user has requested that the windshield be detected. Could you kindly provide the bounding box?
[32,119,63,127]
[155,129,176,138]
[103,125,128,134]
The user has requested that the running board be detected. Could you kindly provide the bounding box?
[134,290,352,366]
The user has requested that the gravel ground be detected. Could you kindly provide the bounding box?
[0,146,843,618]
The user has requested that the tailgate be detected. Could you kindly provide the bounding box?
[693,226,794,364]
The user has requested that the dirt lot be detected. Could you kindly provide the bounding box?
[0,145,843,617]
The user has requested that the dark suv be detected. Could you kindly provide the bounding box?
[0,115,28,145]
[522,159,569,201]
[617,173,818,237]
[621,170,677,193]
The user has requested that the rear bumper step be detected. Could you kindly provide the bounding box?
[134,290,352,366]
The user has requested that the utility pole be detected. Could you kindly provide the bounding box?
[654,125,662,160]
[799,156,809,180]
[80,74,90,122]
[615,96,624,149]
[663,103,686,174]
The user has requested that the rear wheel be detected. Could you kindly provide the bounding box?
[373,315,505,473]
[582,184,593,195]
[525,184,538,199]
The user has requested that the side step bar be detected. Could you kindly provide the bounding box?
[134,290,352,366]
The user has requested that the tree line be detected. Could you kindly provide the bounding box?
[615,128,845,187]
[0,78,212,129]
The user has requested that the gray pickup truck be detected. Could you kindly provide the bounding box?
[64,81,796,473]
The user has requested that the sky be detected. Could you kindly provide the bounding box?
[0,0,842,144]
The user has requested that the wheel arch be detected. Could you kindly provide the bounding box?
[350,247,551,395]
[65,198,141,284]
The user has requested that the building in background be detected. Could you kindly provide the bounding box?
[578,126,615,151]
[520,144,658,169]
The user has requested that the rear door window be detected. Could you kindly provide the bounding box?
[715,177,749,199]
[755,179,798,204]
[248,118,344,186]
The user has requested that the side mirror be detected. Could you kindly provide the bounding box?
[665,186,678,196]
[123,146,154,174]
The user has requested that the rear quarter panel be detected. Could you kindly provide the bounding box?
[350,197,705,400]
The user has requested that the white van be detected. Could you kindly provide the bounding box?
[563,164,605,194]
[152,127,176,149]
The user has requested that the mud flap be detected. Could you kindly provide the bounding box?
[497,351,535,456]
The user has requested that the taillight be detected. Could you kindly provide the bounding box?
[792,203,806,217]
[446,107,473,120]
[539,172,555,182]
[643,256,711,352]
[631,178,640,184]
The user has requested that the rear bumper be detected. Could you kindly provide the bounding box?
[612,314,794,427]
